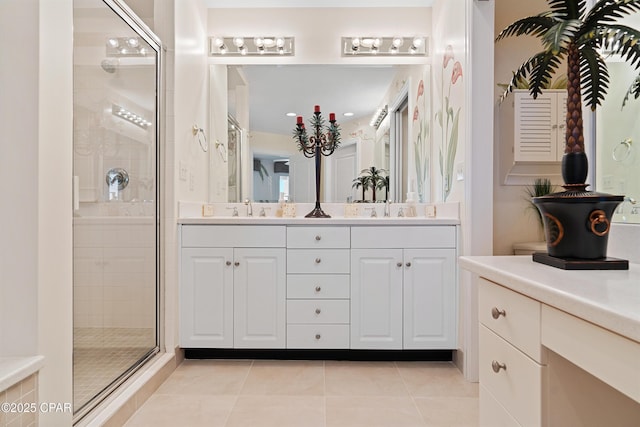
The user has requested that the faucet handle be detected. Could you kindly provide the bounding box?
[259,207,271,217]
[398,207,404,218]
[226,206,239,217]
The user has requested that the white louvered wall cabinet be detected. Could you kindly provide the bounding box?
[514,89,567,162]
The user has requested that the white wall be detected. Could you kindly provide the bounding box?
[1,1,73,424]
[166,0,208,353]
[0,0,39,358]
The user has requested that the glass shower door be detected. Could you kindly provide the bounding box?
[72,0,160,418]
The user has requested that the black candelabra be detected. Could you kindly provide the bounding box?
[293,105,341,218]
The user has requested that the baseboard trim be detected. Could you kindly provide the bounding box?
[184,348,453,362]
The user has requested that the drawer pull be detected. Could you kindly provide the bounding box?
[491,307,506,319]
[315,235,322,241]
[315,286,322,292]
[397,262,403,267]
[226,261,232,266]
[315,308,321,315]
[315,258,322,264]
[315,334,321,340]
[234,261,240,267]
[491,360,507,373]
[405,262,412,267]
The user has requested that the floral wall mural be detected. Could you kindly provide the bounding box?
[413,77,431,202]
[436,44,463,201]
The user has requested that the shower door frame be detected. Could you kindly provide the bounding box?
[72,0,162,422]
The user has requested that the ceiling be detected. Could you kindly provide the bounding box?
[230,65,399,136]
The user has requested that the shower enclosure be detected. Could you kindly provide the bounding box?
[72,0,160,419]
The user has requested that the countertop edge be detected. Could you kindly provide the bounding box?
[178,217,461,225]
[459,256,640,343]
[0,356,45,392]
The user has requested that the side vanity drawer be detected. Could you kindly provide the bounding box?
[479,325,544,427]
[287,300,350,324]
[287,249,350,274]
[287,324,350,349]
[287,226,350,248]
[479,278,543,362]
[287,274,350,299]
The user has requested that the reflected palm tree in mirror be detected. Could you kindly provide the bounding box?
[352,175,370,202]
[353,166,388,202]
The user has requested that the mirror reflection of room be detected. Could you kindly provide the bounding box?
[210,64,430,204]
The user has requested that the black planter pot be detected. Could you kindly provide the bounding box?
[533,190,623,259]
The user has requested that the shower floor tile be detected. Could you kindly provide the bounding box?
[73,327,155,412]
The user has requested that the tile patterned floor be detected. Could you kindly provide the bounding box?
[124,360,478,427]
[74,328,155,411]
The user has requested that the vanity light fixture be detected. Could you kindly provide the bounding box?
[370,105,388,129]
[209,36,295,56]
[105,36,147,57]
[112,104,152,129]
[342,36,428,56]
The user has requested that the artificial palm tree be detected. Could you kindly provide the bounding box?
[498,0,640,263]
[378,175,391,202]
[497,0,640,190]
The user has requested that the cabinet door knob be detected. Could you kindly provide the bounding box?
[315,334,321,340]
[405,262,412,267]
[491,360,507,373]
[234,261,240,267]
[397,262,403,267]
[315,286,322,292]
[491,307,506,319]
[315,308,321,315]
[226,261,232,266]
[315,235,321,241]
[315,258,321,264]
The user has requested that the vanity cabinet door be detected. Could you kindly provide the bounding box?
[180,247,233,348]
[233,248,286,348]
[350,249,403,349]
[403,249,456,349]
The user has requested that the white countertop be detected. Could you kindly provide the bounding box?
[0,356,45,392]
[459,256,640,343]
[179,217,460,225]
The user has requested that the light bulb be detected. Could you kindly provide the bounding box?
[233,37,244,48]
[127,37,139,48]
[254,37,264,48]
[107,38,119,48]
[275,37,285,48]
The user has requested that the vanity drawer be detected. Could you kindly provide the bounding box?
[479,325,544,427]
[351,226,456,248]
[479,384,521,427]
[287,249,350,274]
[287,274,350,299]
[287,324,350,349]
[479,278,543,363]
[181,225,286,248]
[287,300,350,324]
[287,226,350,248]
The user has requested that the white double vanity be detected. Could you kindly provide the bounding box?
[178,204,459,353]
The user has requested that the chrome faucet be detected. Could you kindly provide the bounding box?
[384,200,391,217]
[244,199,253,217]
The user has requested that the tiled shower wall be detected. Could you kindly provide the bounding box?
[0,374,38,427]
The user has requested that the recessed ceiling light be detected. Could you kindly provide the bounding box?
[343,112,354,117]
[285,112,297,117]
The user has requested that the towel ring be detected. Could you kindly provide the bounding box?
[612,138,632,162]
[192,125,208,152]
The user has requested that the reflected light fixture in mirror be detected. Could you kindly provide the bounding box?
[342,36,427,56]
[210,36,295,56]
[106,36,148,56]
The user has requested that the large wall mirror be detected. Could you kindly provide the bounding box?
[209,64,429,203]
[595,15,640,224]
